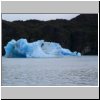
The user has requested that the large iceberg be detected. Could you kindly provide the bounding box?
[4,39,81,58]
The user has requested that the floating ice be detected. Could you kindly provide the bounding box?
[4,39,81,58]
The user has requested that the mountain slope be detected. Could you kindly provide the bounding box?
[2,14,98,55]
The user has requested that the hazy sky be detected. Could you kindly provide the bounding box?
[2,14,80,21]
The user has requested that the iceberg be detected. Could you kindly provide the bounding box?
[4,38,81,58]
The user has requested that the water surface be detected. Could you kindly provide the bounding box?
[2,56,98,86]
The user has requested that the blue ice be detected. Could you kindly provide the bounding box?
[4,38,81,58]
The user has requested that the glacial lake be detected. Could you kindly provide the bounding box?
[2,56,98,86]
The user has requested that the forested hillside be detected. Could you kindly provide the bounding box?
[2,14,98,55]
